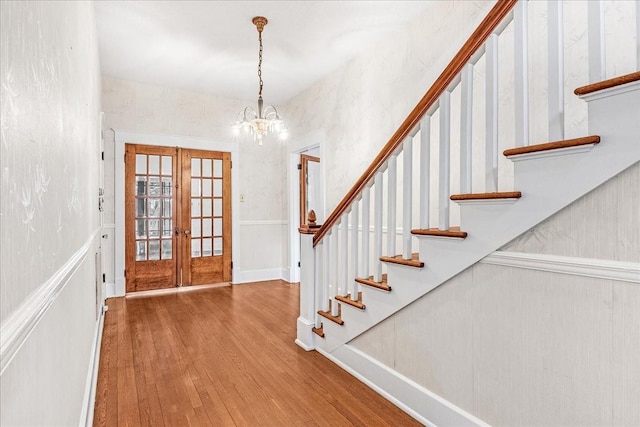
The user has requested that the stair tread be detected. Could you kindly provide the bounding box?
[380,253,424,268]
[317,310,344,325]
[574,71,640,96]
[336,292,365,310]
[312,325,325,338]
[355,274,391,291]
[411,226,467,239]
[504,135,600,157]
[450,191,522,201]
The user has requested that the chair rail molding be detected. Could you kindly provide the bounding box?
[481,251,640,284]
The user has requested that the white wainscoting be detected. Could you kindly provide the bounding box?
[0,228,101,375]
[236,220,289,284]
[318,345,490,427]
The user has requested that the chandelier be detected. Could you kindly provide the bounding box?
[233,16,287,145]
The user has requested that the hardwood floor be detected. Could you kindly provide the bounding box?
[93,280,422,426]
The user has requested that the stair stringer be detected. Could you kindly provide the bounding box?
[314,81,640,354]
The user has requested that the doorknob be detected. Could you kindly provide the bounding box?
[184,230,191,237]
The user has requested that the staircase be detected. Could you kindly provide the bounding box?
[297,0,639,359]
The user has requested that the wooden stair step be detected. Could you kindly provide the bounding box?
[312,325,325,338]
[335,292,365,310]
[574,71,640,96]
[450,191,521,201]
[503,135,600,158]
[355,274,391,292]
[317,301,344,325]
[411,226,467,239]
[317,310,344,325]
[380,253,424,268]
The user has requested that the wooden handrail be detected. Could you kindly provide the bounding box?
[313,0,519,247]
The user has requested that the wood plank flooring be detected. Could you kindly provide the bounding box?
[93,280,422,426]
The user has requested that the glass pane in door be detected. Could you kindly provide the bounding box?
[133,153,173,261]
[191,156,222,258]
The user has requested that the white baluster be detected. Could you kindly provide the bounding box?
[588,0,605,83]
[402,137,413,259]
[323,231,331,313]
[486,33,499,193]
[331,225,339,317]
[315,243,323,327]
[514,1,529,148]
[460,64,473,192]
[361,186,371,280]
[341,214,349,298]
[351,201,359,301]
[387,154,397,256]
[419,117,431,229]
[548,0,564,141]
[439,91,451,231]
[373,171,384,282]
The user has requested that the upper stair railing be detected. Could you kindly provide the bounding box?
[313,0,518,247]
[304,0,639,333]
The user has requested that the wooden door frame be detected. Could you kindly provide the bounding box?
[299,154,320,227]
[113,130,239,297]
[287,130,325,284]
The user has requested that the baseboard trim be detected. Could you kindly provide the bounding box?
[295,317,315,351]
[294,339,314,351]
[282,267,293,283]
[317,344,488,427]
[80,306,106,427]
[233,268,288,284]
[0,228,101,375]
[104,282,116,299]
[482,251,640,283]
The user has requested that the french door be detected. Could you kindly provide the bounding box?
[125,144,231,292]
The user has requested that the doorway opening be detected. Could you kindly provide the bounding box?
[287,130,325,283]
[299,153,320,227]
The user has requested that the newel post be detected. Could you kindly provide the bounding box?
[295,211,320,351]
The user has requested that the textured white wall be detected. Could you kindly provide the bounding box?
[101,77,288,285]
[351,163,640,426]
[283,1,496,213]
[0,0,102,425]
[284,0,638,223]
[503,163,640,263]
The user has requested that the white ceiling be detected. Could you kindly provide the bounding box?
[95,1,435,105]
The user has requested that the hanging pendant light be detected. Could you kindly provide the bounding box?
[232,16,287,145]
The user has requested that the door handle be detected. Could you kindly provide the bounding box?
[175,228,191,237]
